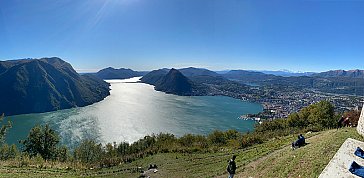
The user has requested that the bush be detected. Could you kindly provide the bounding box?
[74,140,102,164]
[0,144,18,160]
[241,134,264,148]
[21,125,60,160]
[55,145,70,162]
[179,134,196,147]
[208,130,227,146]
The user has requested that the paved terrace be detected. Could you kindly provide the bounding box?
[320,105,364,178]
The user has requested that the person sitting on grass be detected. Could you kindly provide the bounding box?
[298,134,305,145]
[292,134,306,149]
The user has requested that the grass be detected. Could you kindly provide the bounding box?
[234,127,364,178]
[0,127,361,177]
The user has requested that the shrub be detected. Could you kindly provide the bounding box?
[56,145,70,162]
[74,140,102,164]
[208,130,227,146]
[0,144,18,160]
[21,125,60,160]
[241,133,264,148]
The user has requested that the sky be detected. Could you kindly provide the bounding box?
[0,0,363,73]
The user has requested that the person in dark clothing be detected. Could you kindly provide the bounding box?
[292,134,306,149]
[337,115,345,129]
[227,155,237,178]
[298,134,305,145]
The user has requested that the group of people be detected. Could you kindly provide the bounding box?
[337,115,351,129]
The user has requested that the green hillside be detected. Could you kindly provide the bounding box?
[0,127,361,178]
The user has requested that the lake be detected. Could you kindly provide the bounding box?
[4,77,263,148]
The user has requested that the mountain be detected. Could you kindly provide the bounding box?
[95,67,145,79]
[140,68,169,85]
[0,57,110,116]
[214,70,230,74]
[154,68,195,95]
[179,67,220,77]
[258,70,316,77]
[313,69,364,78]
[140,68,254,97]
[222,70,278,82]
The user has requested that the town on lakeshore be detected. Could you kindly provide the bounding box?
[241,88,363,120]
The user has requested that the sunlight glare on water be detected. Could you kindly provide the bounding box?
[5,77,262,148]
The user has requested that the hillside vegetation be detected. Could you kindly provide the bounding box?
[0,100,359,177]
[0,128,360,177]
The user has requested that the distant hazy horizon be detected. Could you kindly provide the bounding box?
[76,67,320,74]
[0,57,361,74]
[1,0,363,72]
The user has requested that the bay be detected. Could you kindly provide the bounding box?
[4,77,263,148]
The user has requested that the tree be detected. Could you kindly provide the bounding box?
[0,113,11,145]
[74,140,102,164]
[208,130,227,146]
[306,101,335,128]
[21,125,60,160]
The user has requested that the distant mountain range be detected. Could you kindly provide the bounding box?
[220,69,364,96]
[214,69,315,77]
[140,67,364,96]
[0,57,110,116]
[94,66,364,80]
[179,67,220,77]
[312,69,364,78]
[257,70,316,77]
[222,70,276,81]
[95,67,147,79]
[96,66,364,97]
[140,67,252,96]
[3,57,362,115]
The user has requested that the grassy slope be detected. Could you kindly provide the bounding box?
[0,128,361,178]
[233,127,364,178]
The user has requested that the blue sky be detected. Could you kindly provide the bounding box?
[0,0,363,72]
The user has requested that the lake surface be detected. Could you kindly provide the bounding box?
[4,77,262,148]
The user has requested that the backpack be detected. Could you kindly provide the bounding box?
[227,160,233,173]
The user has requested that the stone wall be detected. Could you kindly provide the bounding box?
[357,104,364,136]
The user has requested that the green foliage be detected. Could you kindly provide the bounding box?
[21,125,60,160]
[73,140,102,164]
[55,145,70,162]
[67,100,337,166]
[0,144,18,160]
[255,118,288,132]
[287,113,307,128]
[257,100,336,133]
[241,133,264,148]
[0,100,340,172]
[0,113,12,145]
[179,134,197,147]
[306,100,335,128]
[208,130,227,146]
